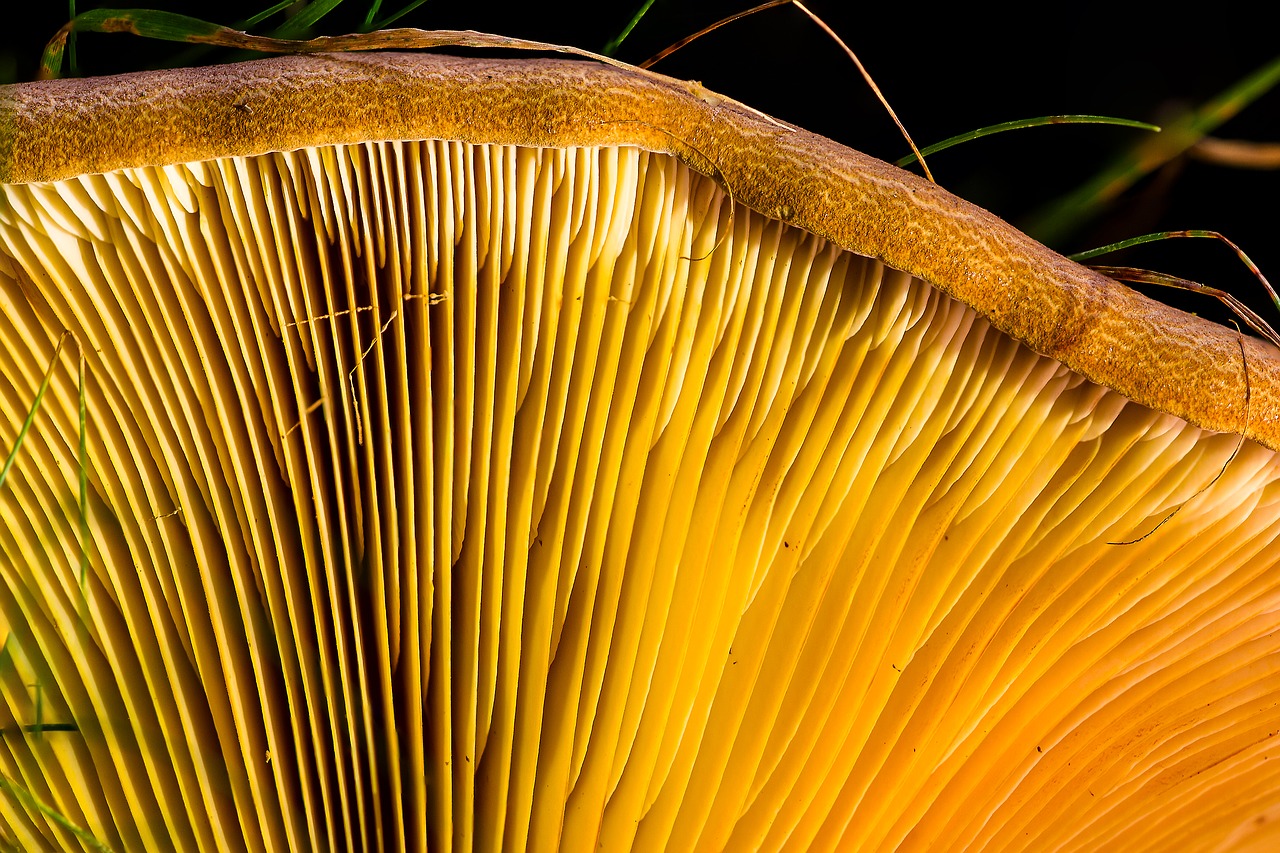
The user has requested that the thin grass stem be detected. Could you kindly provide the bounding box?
[268,0,350,39]
[0,775,115,853]
[1070,229,1278,307]
[0,335,68,493]
[895,115,1160,167]
[366,0,435,32]
[603,0,658,56]
[638,0,932,181]
[1090,265,1280,349]
[244,0,297,28]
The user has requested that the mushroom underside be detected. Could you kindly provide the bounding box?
[0,137,1278,852]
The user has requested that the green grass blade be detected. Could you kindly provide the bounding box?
[0,335,90,597]
[268,0,350,39]
[1070,229,1226,261]
[41,9,224,78]
[40,7,358,78]
[162,0,307,73]
[1069,229,1278,312]
[894,115,1160,167]
[67,9,223,43]
[0,337,66,492]
[603,0,659,56]
[0,776,115,853]
[244,0,298,29]
[67,0,78,76]
[1027,53,1280,245]
[366,0,436,32]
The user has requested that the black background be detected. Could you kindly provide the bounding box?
[4,2,1278,332]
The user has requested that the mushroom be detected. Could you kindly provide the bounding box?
[1,51,1279,852]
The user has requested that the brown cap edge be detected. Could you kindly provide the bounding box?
[2,52,1273,448]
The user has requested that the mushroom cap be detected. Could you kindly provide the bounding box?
[1,52,1278,851]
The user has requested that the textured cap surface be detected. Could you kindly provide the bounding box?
[2,52,1277,447]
